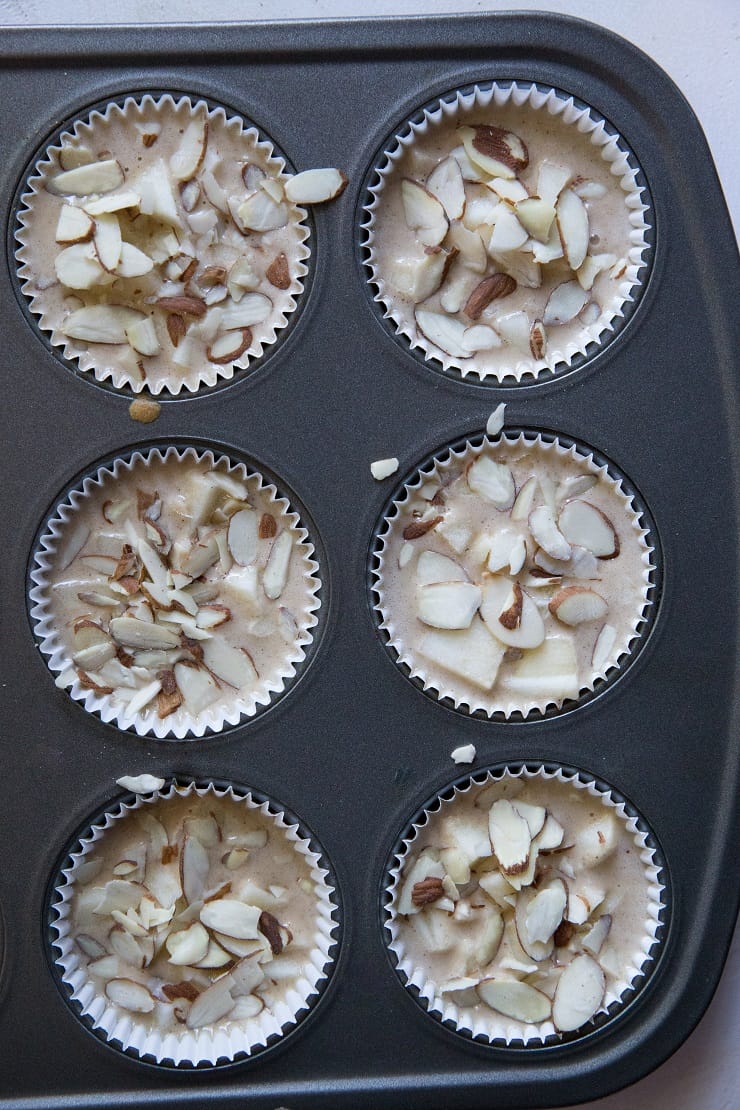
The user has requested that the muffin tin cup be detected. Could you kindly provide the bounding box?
[362,79,651,384]
[14,92,311,396]
[371,428,657,720]
[28,444,322,739]
[384,763,666,1047]
[47,778,341,1067]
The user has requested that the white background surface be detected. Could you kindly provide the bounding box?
[1,3,737,1109]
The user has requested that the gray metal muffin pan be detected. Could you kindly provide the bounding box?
[0,12,738,1109]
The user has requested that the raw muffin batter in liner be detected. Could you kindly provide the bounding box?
[29,446,321,738]
[364,81,650,382]
[50,781,339,1066]
[15,94,310,393]
[386,766,664,1045]
[373,432,655,718]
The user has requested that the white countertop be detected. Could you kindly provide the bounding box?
[2,3,737,1108]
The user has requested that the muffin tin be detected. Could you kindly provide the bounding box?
[0,12,738,1109]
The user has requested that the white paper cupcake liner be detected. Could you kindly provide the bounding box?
[385,764,666,1046]
[49,780,340,1066]
[15,93,310,395]
[362,81,651,382]
[372,430,656,719]
[29,445,322,739]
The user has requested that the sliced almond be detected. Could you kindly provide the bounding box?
[531,222,565,264]
[105,978,155,1013]
[572,180,607,201]
[235,190,288,232]
[48,159,124,197]
[55,242,108,290]
[461,323,502,352]
[478,978,551,1023]
[59,143,94,171]
[389,247,456,303]
[525,878,568,945]
[489,177,528,203]
[125,316,160,357]
[284,167,347,204]
[556,473,598,502]
[529,505,572,561]
[480,578,545,650]
[513,197,555,243]
[174,661,219,714]
[92,212,122,271]
[483,529,518,573]
[446,222,487,273]
[219,293,272,329]
[466,455,515,509]
[401,178,449,247]
[417,581,482,630]
[529,319,547,360]
[169,114,208,182]
[62,304,145,343]
[592,623,617,671]
[509,475,537,522]
[464,273,517,320]
[543,281,589,326]
[536,813,565,853]
[370,457,399,481]
[265,252,290,289]
[549,586,608,626]
[227,508,258,566]
[556,188,590,271]
[156,294,206,318]
[202,640,257,689]
[109,616,179,651]
[55,522,90,570]
[55,205,94,244]
[582,914,612,956]
[459,124,528,180]
[416,550,467,585]
[495,309,531,353]
[536,161,572,208]
[558,500,619,558]
[181,533,220,579]
[414,309,471,358]
[133,157,181,226]
[206,328,252,364]
[490,248,542,289]
[166,922,210,967]
[486,402,506,438]
[488,799,531,876]
[186,975,235,1029]
[426,156,466,220]
[552,954,605,1032]
[76,933,107,959]
[108,925,149,967]
[115,242,154,279]
[488,209,528,254]
[263,530,293,599]
[180,835,210,906]
[200,898,261,940]
[576,251,617,292]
